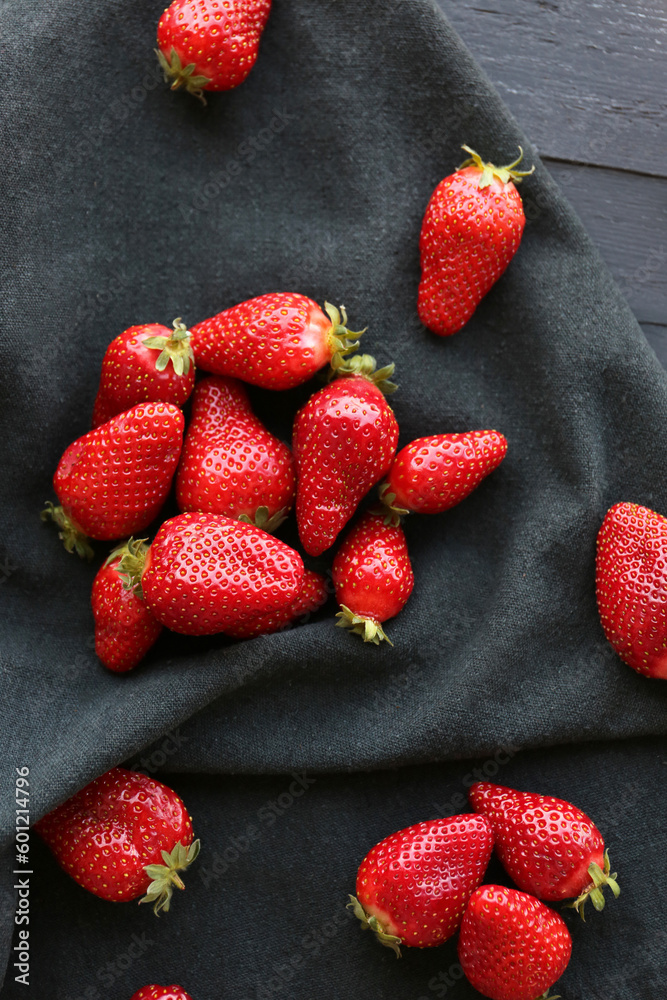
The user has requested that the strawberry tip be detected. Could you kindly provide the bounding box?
[347,895,402,957]
[155,47,210,104]
[140,838,200,917]
[334,354,398,395]
[458,145,535,189]
[142,318,195,376]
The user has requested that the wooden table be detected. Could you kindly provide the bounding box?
[439,0,666,365]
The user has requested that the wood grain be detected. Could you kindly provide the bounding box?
[438,0,667,175]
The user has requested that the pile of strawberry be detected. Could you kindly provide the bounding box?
[350,781,620,999]
[42,287,509,671]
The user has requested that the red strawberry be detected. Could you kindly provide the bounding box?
[156,0,272,102]
[35,768,199,914]
[293,356,399,556]
[130,985,192,1000]
[596,501,667,679]
[332,511,413,645]
[458,885,572,1000]
[189,294,363,390]
[469,782,620,919]
[349,815,494,956]
[130,988,193,1000]
[126,511,304,635]
[92,539,163,672]
[92,320,195,428]
[224,568,328,639]
[418,146,533,336]
[41,403,184,558]
[380,430,507,519]
[176,375,295,531]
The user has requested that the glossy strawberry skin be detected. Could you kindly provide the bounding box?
[130,988,193,1000]
[384,430,507,514]
[418,165,526,336]
[91,548,163,673]
[224,569,328,639]
[293,377,399,556]
[190,293,339,390]
[157,0,272,93]
[333,511,413,628]
[596,501,667,679]
[52,402,184,541]
[458,885,572,1000]
[176,375,295,525]
[92,324,195,428]
[354,815,494,949]
[142,512,304,635]
[469,782,606,901]
[35,769,193,903]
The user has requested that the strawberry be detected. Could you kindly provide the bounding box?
[176,375,295,531]
[380,430,507,519]
[35,767,199,914]
[469,782,620,919]
[458,885,572,1000]
[189,294,363,390]
[596,501,667,679]
[92,539,163,673]
[92,320,195,428]
[156,0,272,102]
[418,146,534,337]
[130,988,193,1000]
[224,568,328,639]
[332,510,413,645]
[122,511,304,635]
[349,814,494,956]
[293,355,399,556]
[41,403,184,558]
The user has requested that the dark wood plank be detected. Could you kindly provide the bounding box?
[641,323,667,370]
[543,160,667,327]
[438,0,667,175]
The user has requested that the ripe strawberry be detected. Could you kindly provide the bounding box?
[458,885,572,1000]
[349,815,494,956]
[189,294,363,390]
[92,539,163,672]
[92,320,195,428]
[469,782,620,919]
[156,0,272,102]
[596,501,667,679]
[125,511,304,635]
[380,430,507,519]
[130,988,193,1000]
[293,356,399,556]
[333,511,413,645]
[224,568,328,639]
[418,146,534,337]
[35,768,199,914]
[176,375,295,531]
[41,403,184,558]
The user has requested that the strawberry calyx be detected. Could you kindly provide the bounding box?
[347,895,402,957]
[336,605,393,646]
[40,502,94,560]
[155,47,211,104]
[142,318,195,377]
[325,302,366,373]
[238,505,289,534]
[458,145,535,190]
[377,482,409,525]
[335,353,398,395]
[140,838,201,916]
[111,537,150,599]
[566,849,620,920]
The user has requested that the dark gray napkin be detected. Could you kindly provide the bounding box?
[1,0,666,996]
